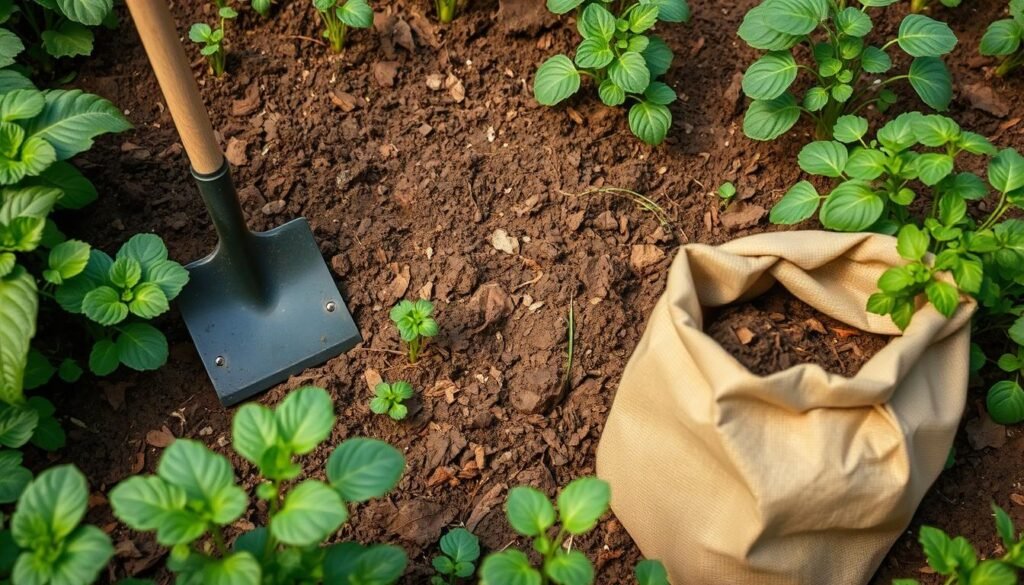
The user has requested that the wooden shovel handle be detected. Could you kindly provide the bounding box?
[125,0,224,175]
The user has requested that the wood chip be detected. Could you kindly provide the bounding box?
[1010,493,1024,507]
[364,368,383,392]
[145,426,175,448]
[329,90,360,112]
[735,327,755,345]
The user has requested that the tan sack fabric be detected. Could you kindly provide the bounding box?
[596,231,976,585]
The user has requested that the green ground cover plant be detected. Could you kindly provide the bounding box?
[739,0,957,141]
[768,112,1024,425]
[247,0,273,17]
[893,504,1023,584]
[110,386,408,585]
[980,0,1024,77]
[534,0,691,145]
[909,0,962,13]
[371,380,415,420]
[391,298,439,363]
[0,0,117,76]
[190,3,239,77]
[431,528,480,584]
[435,0,469,23]
[313,0,373,53]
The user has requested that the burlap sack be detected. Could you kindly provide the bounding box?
[596,231,976,585]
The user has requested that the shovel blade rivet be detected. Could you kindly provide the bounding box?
[215,356,225,366]
[325,301,337,313]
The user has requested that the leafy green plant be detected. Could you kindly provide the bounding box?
[635,559,671,585]
[312,0,373,53]
[980,0,1024,77]
[435,0,469,23]
[247,0,273,17]
[909,0,962,13]
[111,386,408,585]
[189,4,238,77]
[717,181,737,206]
[0,0,117,75]
[431,528,479,584]
[739,0,957,141]
[0,465,114,585]
[893,504,1023,584]
[54,234,189,377]
[371,380,414,421]
[769,112,1024,425]
[391,299,439,363]
[533,0,692,145]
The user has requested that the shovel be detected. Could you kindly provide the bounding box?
[125,0,361,406]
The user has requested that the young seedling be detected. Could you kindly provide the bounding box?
[189,4,238,77]
[111,386,408,585]
[769,112,1024,425]
[534,0,692,145]
[1,465,114,585]
[909,0,962,13]
[893,504,1023,584]
[55,234,189,376]
[391,299,439,363]
[313,0,373,53]
[371,380,415,420]
[980,0,1024,76]
[739,0,957,141]
[435,0,469,23]
[431,528,480,584]
[636,559,671,585]
[248,0,273,17]
[717,181,737,206]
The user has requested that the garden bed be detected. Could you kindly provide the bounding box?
[42,0,1024,582]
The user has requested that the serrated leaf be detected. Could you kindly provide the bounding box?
[109,476,206,545]
[41,20,94,58]
[990,148,1024,194]
[81,285,127,325]
[128,282,169,319]
[917,153,954,186]
[578,4,615,40]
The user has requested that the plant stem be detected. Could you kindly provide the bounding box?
[910,0,928,12]
[211,525,229,557]
[435,0,456,23]
[996,52,1024,77]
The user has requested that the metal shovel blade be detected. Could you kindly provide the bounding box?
[177,166,361,406]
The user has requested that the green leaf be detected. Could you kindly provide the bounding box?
[831,83,853,102]
[276,385,334,454]
[0,133,56,185]
[958,132,997,156]
[917,153,954,186]
[803,86,829,111]
[12,465,88,545]
[57,358,82,383]
[0,267,37,404]
[109,256,142,289]
[897,225,929,260]
[990,148,1024,194]
[836,7,871,37]
[547,0,584,12]
[574,39,614,69]
[534,55,581,106]
[738,3,802,50]
[89,339,119,376]
[82,285,128,325]
[635,559,670,585]
[969,560,1016,585]
[0,450,30,503]
[480,550,542,585]
[926,280,959,317]
[118,233,167,268]
[557,477,610,535]
[109,476,207,545]
[157,439,247,525]
[196,551,261,585]
[23,162,98,210]
[41,20,94,58]
[820,181,884,231]
[980,20,1022,56]
[832,115,868,143]
[640,0,690,22]
[878,112,923,152]
[742,51,798,100]
[0,28,24,68]
[608,52,650,94]
[898,15,958,57]
[643,81,676,105]
[24,90,132,161]
[271,480,347,546]
[327,437,405,502]
[762,0,827,35]
[989,380,1024,424]
[744,94,800,141]
[845,148,887,180]
[506,486,556,537]
[349,545,407,584]
[0,251,12,278]
[628,4,659,33]
[0,90,44,122]
[578,4,615,40]
[232,403,278,467]
[908,57,952,112]
[128,282,169,319]
[770,180,820,224]
[544,550,593,585]
[45,239,90,285]
[641,36,673,76]
[336,0,373,28]
[913,114,960,146]
[0,404,37,448]
[145,260,189,300]
[440,528,480,564]
[861,45,892,73]
[13,524,113,585]
[798,141,848,177]
[628,101,671,145]
[56,0,113,26]
[994,504,1015,549]
[116,323,168,371]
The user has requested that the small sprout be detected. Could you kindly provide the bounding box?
[435,0,469,23]
[431,527,480,584]
[313,0,374,53]
[189,4,238,77]
[370,381,414,421]
[980,0,1024,77]
[390,299,439,363]
[248,0,273,17]
[717,181,737,205]
[910,0,962,12]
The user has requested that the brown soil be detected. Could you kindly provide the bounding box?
[705,288,890,377]
[26,0,1024,583]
